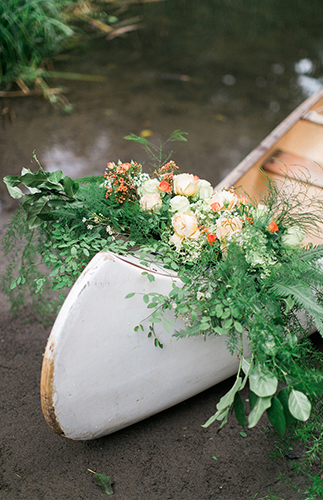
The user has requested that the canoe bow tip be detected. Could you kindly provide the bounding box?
[40,350,65,438]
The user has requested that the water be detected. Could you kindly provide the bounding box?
[1,0,323,203]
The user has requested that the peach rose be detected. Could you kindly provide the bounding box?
[140,193,162,211]
[169,212,200,248]
[173,174,200,197]
[216,216,243,243]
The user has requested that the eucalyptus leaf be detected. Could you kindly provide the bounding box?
[202,406,230,428]
[277,388,296,427]
[242,358,252,376]
[249,366,278,398]
[216,376,242,411]
[248,396,272,428]
[288,390,311,421]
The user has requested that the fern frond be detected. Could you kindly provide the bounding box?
[270,282,323,335]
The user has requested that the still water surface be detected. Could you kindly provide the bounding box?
[1,0,323,201]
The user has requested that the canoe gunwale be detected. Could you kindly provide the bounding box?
[215,88,323,191]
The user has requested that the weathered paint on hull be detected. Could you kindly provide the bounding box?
[41,252,242,440]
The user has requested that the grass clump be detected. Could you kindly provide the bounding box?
[0,0,74,86]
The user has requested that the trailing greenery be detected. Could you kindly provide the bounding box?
[2,134,323,441]
[264,346,323,500]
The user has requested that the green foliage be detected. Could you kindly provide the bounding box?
[0,0,74,85]
[3,134,323,440]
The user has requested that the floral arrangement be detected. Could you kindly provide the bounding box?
[3,132,323,437]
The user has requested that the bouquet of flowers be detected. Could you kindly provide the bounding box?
[3,132,323,436]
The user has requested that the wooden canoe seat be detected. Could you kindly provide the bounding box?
[302,110,323,126]
[262,150,323,188]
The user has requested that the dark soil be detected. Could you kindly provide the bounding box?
[0,308,312,500]
[0,39,316,500]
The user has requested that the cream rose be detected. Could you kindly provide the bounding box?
[216,215,243,243]
[140,193,162,211]
[196,179,213,200]
[208,190,238,212]
[169,212,200,248]
[173,174,200,197]
[281,226,305,248]
[169,195,191,213]
[138,178,159,197]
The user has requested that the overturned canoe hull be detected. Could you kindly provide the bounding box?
[41,252,242,440]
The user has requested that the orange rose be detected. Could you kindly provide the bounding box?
[268,220,279,233]
[158,180,172,193]
[207,233,217,245]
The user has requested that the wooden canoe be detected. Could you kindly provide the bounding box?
[40,88,323,440]
[215,87,323,245]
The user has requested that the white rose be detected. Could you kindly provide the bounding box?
[170,195,191,213]
[208,190,238,212]
[281,226,305,248]
[216,215,243,243]
[169,212,200,248]
[196,179,213,200]
[138,178,159,197]
[173,173,200,197]
[140,193,162,211]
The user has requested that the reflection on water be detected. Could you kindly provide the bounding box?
[1,0,323,204]
[294,57,323,96]
[43,133,112,178]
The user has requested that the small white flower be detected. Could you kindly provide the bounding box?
[82,217,87,223]
[87,225,93,230]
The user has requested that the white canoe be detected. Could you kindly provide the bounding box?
[41,88,323,440]
[41,252,243,440]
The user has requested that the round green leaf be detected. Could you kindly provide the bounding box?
[249,367,278,398]
[288,390,311,422]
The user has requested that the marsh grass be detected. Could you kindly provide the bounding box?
[0,0,75,86]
